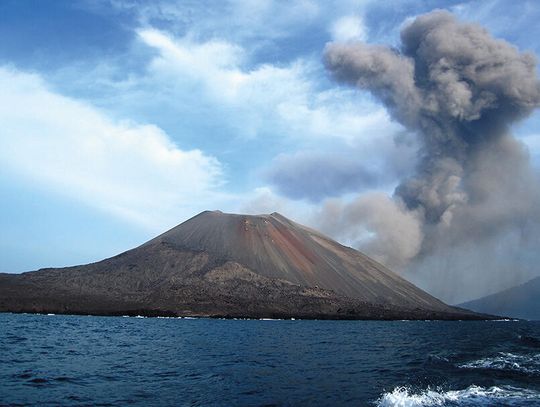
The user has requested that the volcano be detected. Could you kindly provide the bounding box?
[0,211,490,319]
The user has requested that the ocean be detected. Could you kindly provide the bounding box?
[0,313,539,406]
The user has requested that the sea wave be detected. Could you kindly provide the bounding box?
[458,352,540,375]
[376,385,540,406]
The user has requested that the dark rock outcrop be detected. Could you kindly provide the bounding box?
[0,211,493,319]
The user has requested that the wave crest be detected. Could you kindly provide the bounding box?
[458,352,540,375]
[376,385,540,406]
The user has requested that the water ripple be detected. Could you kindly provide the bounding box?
[0,314,539,406]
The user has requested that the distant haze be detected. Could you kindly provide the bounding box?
[459,275,540,320]
[322,10,540,303]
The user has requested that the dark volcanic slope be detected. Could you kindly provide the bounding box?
[459,276,540,320]
[0,211,489,319]
[147,211,447,310]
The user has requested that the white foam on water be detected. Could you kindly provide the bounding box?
[376,385,540,406]
[459,352,540,375]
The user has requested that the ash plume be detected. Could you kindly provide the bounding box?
[322,10,540,302]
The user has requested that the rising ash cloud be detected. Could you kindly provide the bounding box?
[320,10,540,302]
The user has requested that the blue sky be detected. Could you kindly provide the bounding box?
[2,0,540,280]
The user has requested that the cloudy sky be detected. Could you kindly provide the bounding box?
[2,0,540,303]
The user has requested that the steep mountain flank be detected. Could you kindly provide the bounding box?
[459,276,540,320]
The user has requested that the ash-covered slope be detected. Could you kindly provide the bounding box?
[147,211,447,310]
[0,211,489,319]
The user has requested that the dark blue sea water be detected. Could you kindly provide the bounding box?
[1,314,539,406]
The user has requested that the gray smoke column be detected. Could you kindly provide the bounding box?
[322,10,540,302]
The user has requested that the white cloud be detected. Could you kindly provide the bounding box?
[137,28,401,144]
[139,28,309,108]
[0,67,224,229]
[330,15,367,42]
[112,0,322,43]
